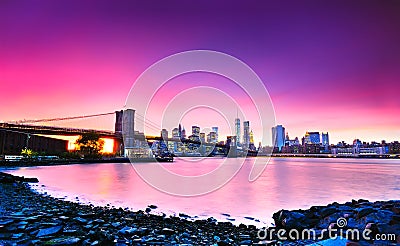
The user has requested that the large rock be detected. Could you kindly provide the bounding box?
[273,210,315,229]
[319,207,338,218]
[355,207,374,219]
[36,225,63,237]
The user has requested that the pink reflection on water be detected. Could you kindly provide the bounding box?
[4,158,400,226]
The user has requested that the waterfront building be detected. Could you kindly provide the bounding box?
[272,125,285,150]
[284,133,300,147]
[389,141,400,154]
[331,146,388,156]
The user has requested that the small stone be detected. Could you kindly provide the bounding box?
[111,222,121,228]
[46,237,81,245]
[157,234,166,240]
[240,239,252,245]
[74,217,87,224]
[118,226,137,235]
[161,228,175,235]
[239,234,251,239]
[11,233,24,239]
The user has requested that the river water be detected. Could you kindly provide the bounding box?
[3,157,400,226]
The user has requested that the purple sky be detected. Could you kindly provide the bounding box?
[1,1,400,144]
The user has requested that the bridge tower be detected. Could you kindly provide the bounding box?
[115,110,123,134]
[122,109,135,157]
[113,110,124,155]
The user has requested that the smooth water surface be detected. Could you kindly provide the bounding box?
[4,157,400,226]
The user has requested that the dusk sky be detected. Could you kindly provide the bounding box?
[1,1,400,145]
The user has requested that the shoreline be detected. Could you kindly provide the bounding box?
[1,172,399,245]
[1,172,262,246]
[1,155,400,169]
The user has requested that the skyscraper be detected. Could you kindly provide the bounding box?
[249,130,256,151]
[235,118,241,143]
[272,125,285,150]
[321,132,329,146]
[161,129,168,139]
[200,132,205,142]
[243,121,250,148]
[207,132,217,143]
[212,126,218,142]
[181,127,186,139]
[304,132,320,144]
[172,128,180,138]
[250,130,254,144]
[192,126,200,137]
[178,124,182,138]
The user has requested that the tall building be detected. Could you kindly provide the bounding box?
[181,127,186,139]
[305,132,320,144]
[192,126,200,137]
[207,131,217,143]
[235,118,241,143]
[212,126,218,142]
[249,130,254,145]
[178,124,182,138]
[161,129,168,139]
[200,132,206,142]
[122,109,136,155]
[249,130,256,151]
[321,132,329,146]
[243,121,250,148]
[172,128,180,138]
[272,125,285,150]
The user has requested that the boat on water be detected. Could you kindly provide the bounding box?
[155,154,174,162]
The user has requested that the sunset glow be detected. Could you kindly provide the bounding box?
[100,138,114,154]
[1,1,399,144]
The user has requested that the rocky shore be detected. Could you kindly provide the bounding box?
[1,171,399,245]
[271,200,400,245]
[0,172,262,246]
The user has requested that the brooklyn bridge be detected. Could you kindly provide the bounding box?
[0,109,234,157]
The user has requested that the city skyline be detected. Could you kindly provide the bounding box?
[1,1,400,145]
